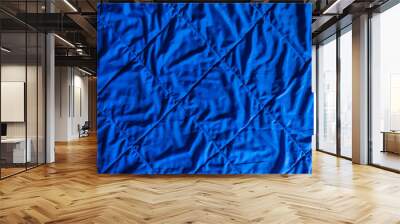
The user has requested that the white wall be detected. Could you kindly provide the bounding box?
[55,67,89,141]
[72,73,89,138]
[55,67,69,141]
[1,65,27,139]
[1,63,46,164]
[1,65,42,137]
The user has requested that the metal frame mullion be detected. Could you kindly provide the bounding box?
[367,10,373,165]
[25,0,28,171]
[336,27,341,157]
[315,44,320,151]
[36,0,39,168]
[44,0,48,164]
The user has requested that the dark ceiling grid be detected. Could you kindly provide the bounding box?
[0,0,395,75]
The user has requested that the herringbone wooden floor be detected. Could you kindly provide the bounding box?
[1,135,400,224]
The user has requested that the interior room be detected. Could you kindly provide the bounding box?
[0,20,46,178]
[1,0,400,223]
[54,66,91,141]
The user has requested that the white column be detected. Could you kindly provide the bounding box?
[312,45,317,151]
[46,32,55,163]
[352,14,369,164]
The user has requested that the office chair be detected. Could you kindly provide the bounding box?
[79,121,90,138]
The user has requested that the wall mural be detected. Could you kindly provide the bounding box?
[97,3,313,174]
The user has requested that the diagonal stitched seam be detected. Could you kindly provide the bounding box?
[100,4,312,173]
[194,100,311,174]
[188,113,241,174]
[172,3,278,108]
[100,45,236,173]
[194,103,311,174]
[226,60,311,155]
[100,4,259,173]
[175,4,310,170]
[266,109,312,174]
[101,4,276,174]
[171,4,277,172]
[169,3,282,109]
[134,48,240,171]
[98,107,154,173]
[100,3,185,56]
[105,4,239,174]
[250,4,308,64]
[258,62,312,152]
[219,6,312,156]
[97,57,172,172]
[194,102,269,173]
[103,39,238,172]
[174,4,294,173]
[97,54,142,97]
[188,6,312,172]
[98,4,186,96]
[283,149,312,174]
[97,6,191,171]
[172,3,277,89]
[171,3,273,58]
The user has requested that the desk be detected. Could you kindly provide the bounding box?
[382,131,400,154]
[1,138,31,163]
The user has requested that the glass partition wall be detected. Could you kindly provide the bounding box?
[316,0,400,172]
[0,1,46,179]
[370,3,400,171]
[316,26,352,159]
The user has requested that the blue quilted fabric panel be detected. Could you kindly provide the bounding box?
[97,3,313,174]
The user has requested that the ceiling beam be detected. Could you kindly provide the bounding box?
[67,13,97,46]
[55,55,96,71]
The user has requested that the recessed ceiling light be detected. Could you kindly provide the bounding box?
[63,0,78,12]
[54,34,75,48]
[78,67,93,76]
[1,47,11,53]
[323,0,354,15]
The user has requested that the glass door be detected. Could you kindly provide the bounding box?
[317,35,337,154]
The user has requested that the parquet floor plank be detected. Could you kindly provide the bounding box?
[1,135,400,223]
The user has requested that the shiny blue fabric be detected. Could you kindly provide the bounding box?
[97,3,313,174]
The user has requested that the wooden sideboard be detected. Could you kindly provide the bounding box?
[382,131,400,154]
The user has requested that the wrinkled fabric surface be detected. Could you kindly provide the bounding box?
[97,3,313,174]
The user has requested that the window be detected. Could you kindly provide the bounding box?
[316,26,353,159]
[317,36,337,154]
[370,3,400,171]
[339,28,352,158]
